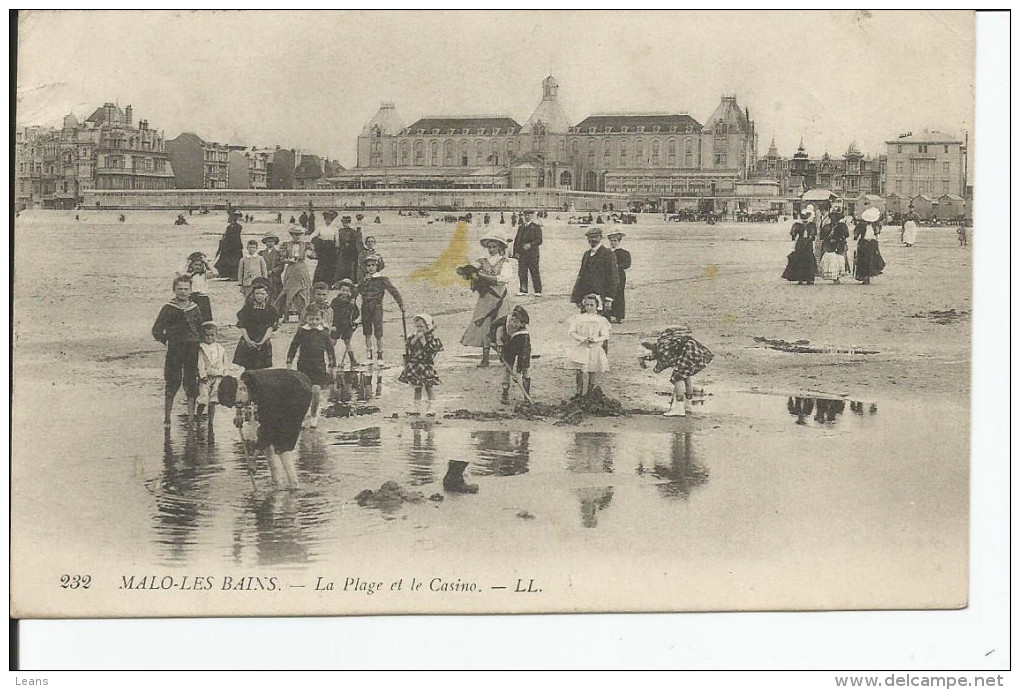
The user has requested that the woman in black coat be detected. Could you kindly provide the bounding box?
[214,215,244,281]
[607,231,631,323]
[781,208,818,285]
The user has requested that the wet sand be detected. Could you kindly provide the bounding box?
[11,209,971,616]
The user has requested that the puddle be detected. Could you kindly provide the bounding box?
[754,336,878,355]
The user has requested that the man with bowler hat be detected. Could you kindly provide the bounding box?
[512,209,544,297]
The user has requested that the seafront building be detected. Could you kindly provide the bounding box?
[331,76,759,212]
[15,103,174,210]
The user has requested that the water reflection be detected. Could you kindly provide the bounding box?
[644,432,709,500]
[471,430,531,476]
[566,432,615,474]
[577,487,614,528]
[786,397,873,426]
[407,427,437,485]
[154,428,218,563]
[246,491,311,565]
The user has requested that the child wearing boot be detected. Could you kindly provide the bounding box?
[639,324,714,417]
[329,279,361,368]
[566,293,611,398]
[196,321,231,434]
[493,305,532,404]
[286,305,336,429]
[152,275,204,428]
[397,313,444,417]
[357,254,404,365]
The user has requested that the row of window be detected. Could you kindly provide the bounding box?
[893,179,953,194]
[894,161,952,175]
[896,144,952,154]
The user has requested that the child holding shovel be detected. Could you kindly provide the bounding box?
[492,305,532,404]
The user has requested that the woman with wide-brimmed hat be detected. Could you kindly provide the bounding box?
[781,206,819,285]
[459,233,514,367]
[853,207,886,284]
[274,223,313,322]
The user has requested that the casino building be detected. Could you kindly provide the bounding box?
[329,76,758,206]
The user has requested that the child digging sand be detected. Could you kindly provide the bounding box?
[152,275,204,428]
[566,293,611,398]
[492,305,532,404]
[397,313,444,416]
[196,321,231,433]
[286,305,336,428]
[639,324,714,417]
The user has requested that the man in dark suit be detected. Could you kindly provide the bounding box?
[570,226,619,317]
[512,209,544,296]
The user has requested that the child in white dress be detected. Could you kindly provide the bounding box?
[566,293,611,398]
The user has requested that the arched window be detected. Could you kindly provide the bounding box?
[559,170,572,188]
[571,140,580,157]
[391,142,398,161]
[444,140,454,165]
[476,140,485,165]
[684,138,694,168]
[399,141,410,166]
[603,138,612,164]
[635,139,645,164]
[460,140,469,166]
[667,139,677,167]
[651,139,661,166]
[430,140,439,166]
[619,142,628,166]
[414,140,424,166]
[490,140,500,166]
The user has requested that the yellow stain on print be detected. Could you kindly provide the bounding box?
[410,221,472,287]
[704,264,719,280]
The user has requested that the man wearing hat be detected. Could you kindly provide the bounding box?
[512,209,543,297]
[570,227,619,325]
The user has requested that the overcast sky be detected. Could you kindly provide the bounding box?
[17,10,974,167]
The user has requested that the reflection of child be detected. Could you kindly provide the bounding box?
[329,279,361,367]
[286,305,336,429]
[492,305,532,404]
[566,294,610,398]
[397,313,444,417]
[152,275,204,427]
[197,321,231,430]
[639,324,714,417]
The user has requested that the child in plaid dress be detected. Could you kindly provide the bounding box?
[639,324,714,417]
[398,313,444,417]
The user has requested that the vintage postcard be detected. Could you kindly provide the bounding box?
[12,10,976,619]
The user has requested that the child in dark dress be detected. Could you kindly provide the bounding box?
[233,278,279,371]
[286,305,336,428]
[152,275,204,428]
[397,313,444,417]
[329,279,361,368]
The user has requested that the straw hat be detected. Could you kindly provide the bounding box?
[861,207,881,223]
[584,227,604,237]
[261,234,279,245]
[480,234,508,248]
[607,231,625,240]
[287,224,305,235]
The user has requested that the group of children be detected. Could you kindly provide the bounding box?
[154,217,716,433]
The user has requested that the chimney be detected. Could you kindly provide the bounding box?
[125,105,133,125]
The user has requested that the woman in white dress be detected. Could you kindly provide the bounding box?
[566,293,611,398]
[459,234,515,367]
[901,213,918,247]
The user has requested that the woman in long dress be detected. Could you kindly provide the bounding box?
[607,231,631,323]
[460,234,514,367]
[308,210,340,285]
[214,215,244,280]
[853,207,886,285]
[274,224,313,321]
[901,213,919,247]
[819,211,849,284]
[781,207,818,285]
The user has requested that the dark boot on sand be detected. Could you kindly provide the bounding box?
[443,460,478,494]
[478,348,490,368]
[501,386,510,405]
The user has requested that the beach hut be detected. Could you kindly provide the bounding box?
[854,193,886,216]
[884,193,909,216]
[911,195,935,220]
[936,194,966,221]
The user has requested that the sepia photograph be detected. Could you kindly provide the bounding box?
[12,10,982,623]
